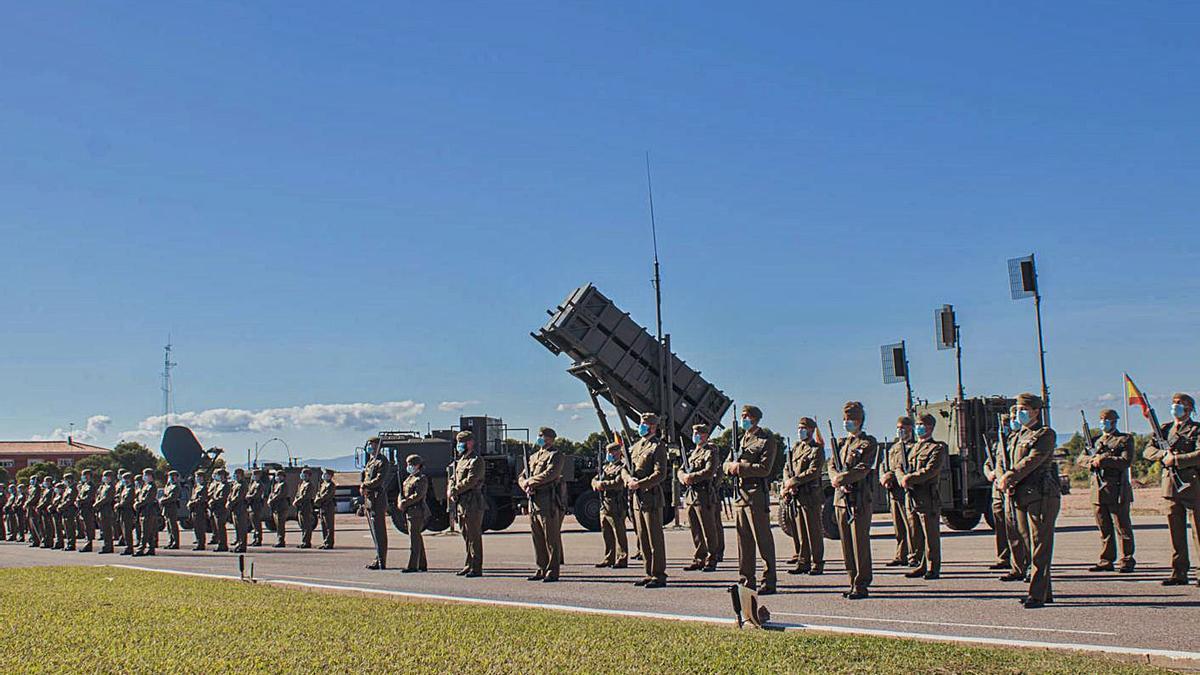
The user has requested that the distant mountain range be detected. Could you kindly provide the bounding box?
[228,454,360,473]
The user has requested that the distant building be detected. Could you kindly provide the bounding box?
[0,438,111,474]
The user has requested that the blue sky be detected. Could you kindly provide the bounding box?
[2,3,1198,461]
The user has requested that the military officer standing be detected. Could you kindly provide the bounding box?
[247,468,268,547]
[831,401,879,600]
[58,473,78,550]
[159,471,182,550]
[293,468,316,549]
[1142,392,1200,586]
[626,413,669,588]
[187,471,209,551]
[24,475,43,548]
[94,470,116,554]
[133,469,160,556]
[591,440,629,568]
[520,427,566,582]
[116,471,137,555]
[76,469,96,552]
[360,437,390,570]
[998,408,1031,582]
[880,417,916,568]
[39,476,56,549]
[997,392,1059,609]
[784,417,825,575]
[50,481,66,549]
[724,405,778,594]
[315,468,337,549]
[985,415,1014,572]
[1086,409,1136,573]
[897,413,948,579]
[449,431,485,577]
[268,470,291,548]
[208,469,231,552]
[227,468,251,553]
[678,423,722,572]
[397,454,430,572]
[0,483,10,541]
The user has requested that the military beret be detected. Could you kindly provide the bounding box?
[843,401,865,420]
[234,468,246,476]
[167,470,180,478]
[80,468,93,475]
[456,430,473,441]
[102,470,115,478]
[896,416,913,426]
[62,472,75,480]
[741,405,763,420]
[1016,392,1043,408]
[194,470,207,477]
[1009,405,1019,414]
[538,426,558,438]
[1172,393,1195,409]
[691,423,711,435]
[119,470,131,477]
[639,412,659,425]
[917,413,937,428]
[213,467,228,475]
[367,436,381,444]
[797,417,817,428]
[605,441,623,452]
[405,454,423,465]
[1099,409,1119,420]
[324,468,335,475]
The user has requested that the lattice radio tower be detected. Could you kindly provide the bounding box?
[162,337,177,432]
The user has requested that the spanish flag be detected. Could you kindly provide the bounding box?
[1124,373,1152,421]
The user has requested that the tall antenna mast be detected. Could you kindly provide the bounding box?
[645,152,670,444]
[162,336,177,431]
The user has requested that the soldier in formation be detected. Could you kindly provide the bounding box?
[268,469,291,548]
[159,471,181,550]
[397,454,429,573]
[116,471,136,555]
[519,426,566,583]
[831,401,878,600]
[188,470,209,551]
[228,468,251,553]
[95,470,116,554]
[880,416,916,568]
[293,468,316,549]
[897,413,948,579]
[360,436,390,570]
[133,468,160,556]
[248,468,268,547]
[316,468,337,549]
[1143,393,1200,587]
[1086,409,1136,573]
[678,423,720,572]
[449,430,485,577]
[726,405,778,595]
[76,469,96,552]
[591,440,629,568]
[782,417,825,576]
[626,412,669,588]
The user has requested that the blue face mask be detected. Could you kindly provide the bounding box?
[406,465,417,475]
[1101,419,1116,432]
[1171,403,1188,420]
[740,418,753,431]
[1008,418,1021,432]
[843,419,859,434]
[1016,409,1032,426]
[456,442,467,454]
[605,453,616,463]
[692,434,703,445]
[915,424,928,437]
[535,437,546,448]
[796,428,810,441]
[638,424,651,437]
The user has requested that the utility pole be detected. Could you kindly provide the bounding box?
[162,337,178,432]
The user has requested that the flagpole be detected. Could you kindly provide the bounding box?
[1122,373,1130,433]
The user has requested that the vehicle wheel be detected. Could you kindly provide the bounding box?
[661,503,677,527]
[573,491,601,532]
[391,508,408,535]
[489,503,516,531]
[982,508,995,531]
[425,501,450,532]
[942,510,982,531]
[822,493,840,540]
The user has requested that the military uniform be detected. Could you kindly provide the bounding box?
[267,477,290,548]
[524,434,566,581]
[628,416,670,587]
[449,437,485,576]
[207,476,231,552]
[51,485,66,549]
[39,482,57,549]
[831,402,878,599]
[159,477,182,549]
[592,446,629,568]
[77,475,97,551]
[247,473,267,546]
[398,459,430,572]
[1005,395,1059,607]
[134,476,160,555]
[730,409,778,593]
[315,472,337,549]
[1088,417,1135,571]
[1142,406,1200,584]
[116,476,136,555]
[783,429,825,574]
[60,479,80,550]
[187,475,210,551]
[0,485,10,541]
[227,475,250,552]
[360,447,390,569]
[899,428,948,578]
[881,434,916,567]
[94,475,116,553]
[24,482,42,547]
[293,476,316,548]
[679,432,722,571]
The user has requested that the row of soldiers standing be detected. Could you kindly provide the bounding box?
[1,465,338,556]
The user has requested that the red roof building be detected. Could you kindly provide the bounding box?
[0,438,111,473]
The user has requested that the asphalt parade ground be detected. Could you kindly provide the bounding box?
[2,511,1198,668]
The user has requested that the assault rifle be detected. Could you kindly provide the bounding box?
[1079,411,1108,493]
[826,421,856,523]
[897,434,914,510]
[781,441,797,523]
[995,415,1017,523]
[1144,400,1192,493]
[446,445,459,533]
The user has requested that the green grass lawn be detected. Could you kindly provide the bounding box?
[0,566,1171,674]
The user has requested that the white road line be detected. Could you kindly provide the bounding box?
[99,564,1200,665]
[771,611,1117,637]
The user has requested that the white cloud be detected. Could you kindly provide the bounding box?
[86,415,112,436]
[32,414,113,442]
[120,400,425,439]
[570,414,582,421]
[556,402,591,412]
[438,400,480,412]
[1097,393,1116,402]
